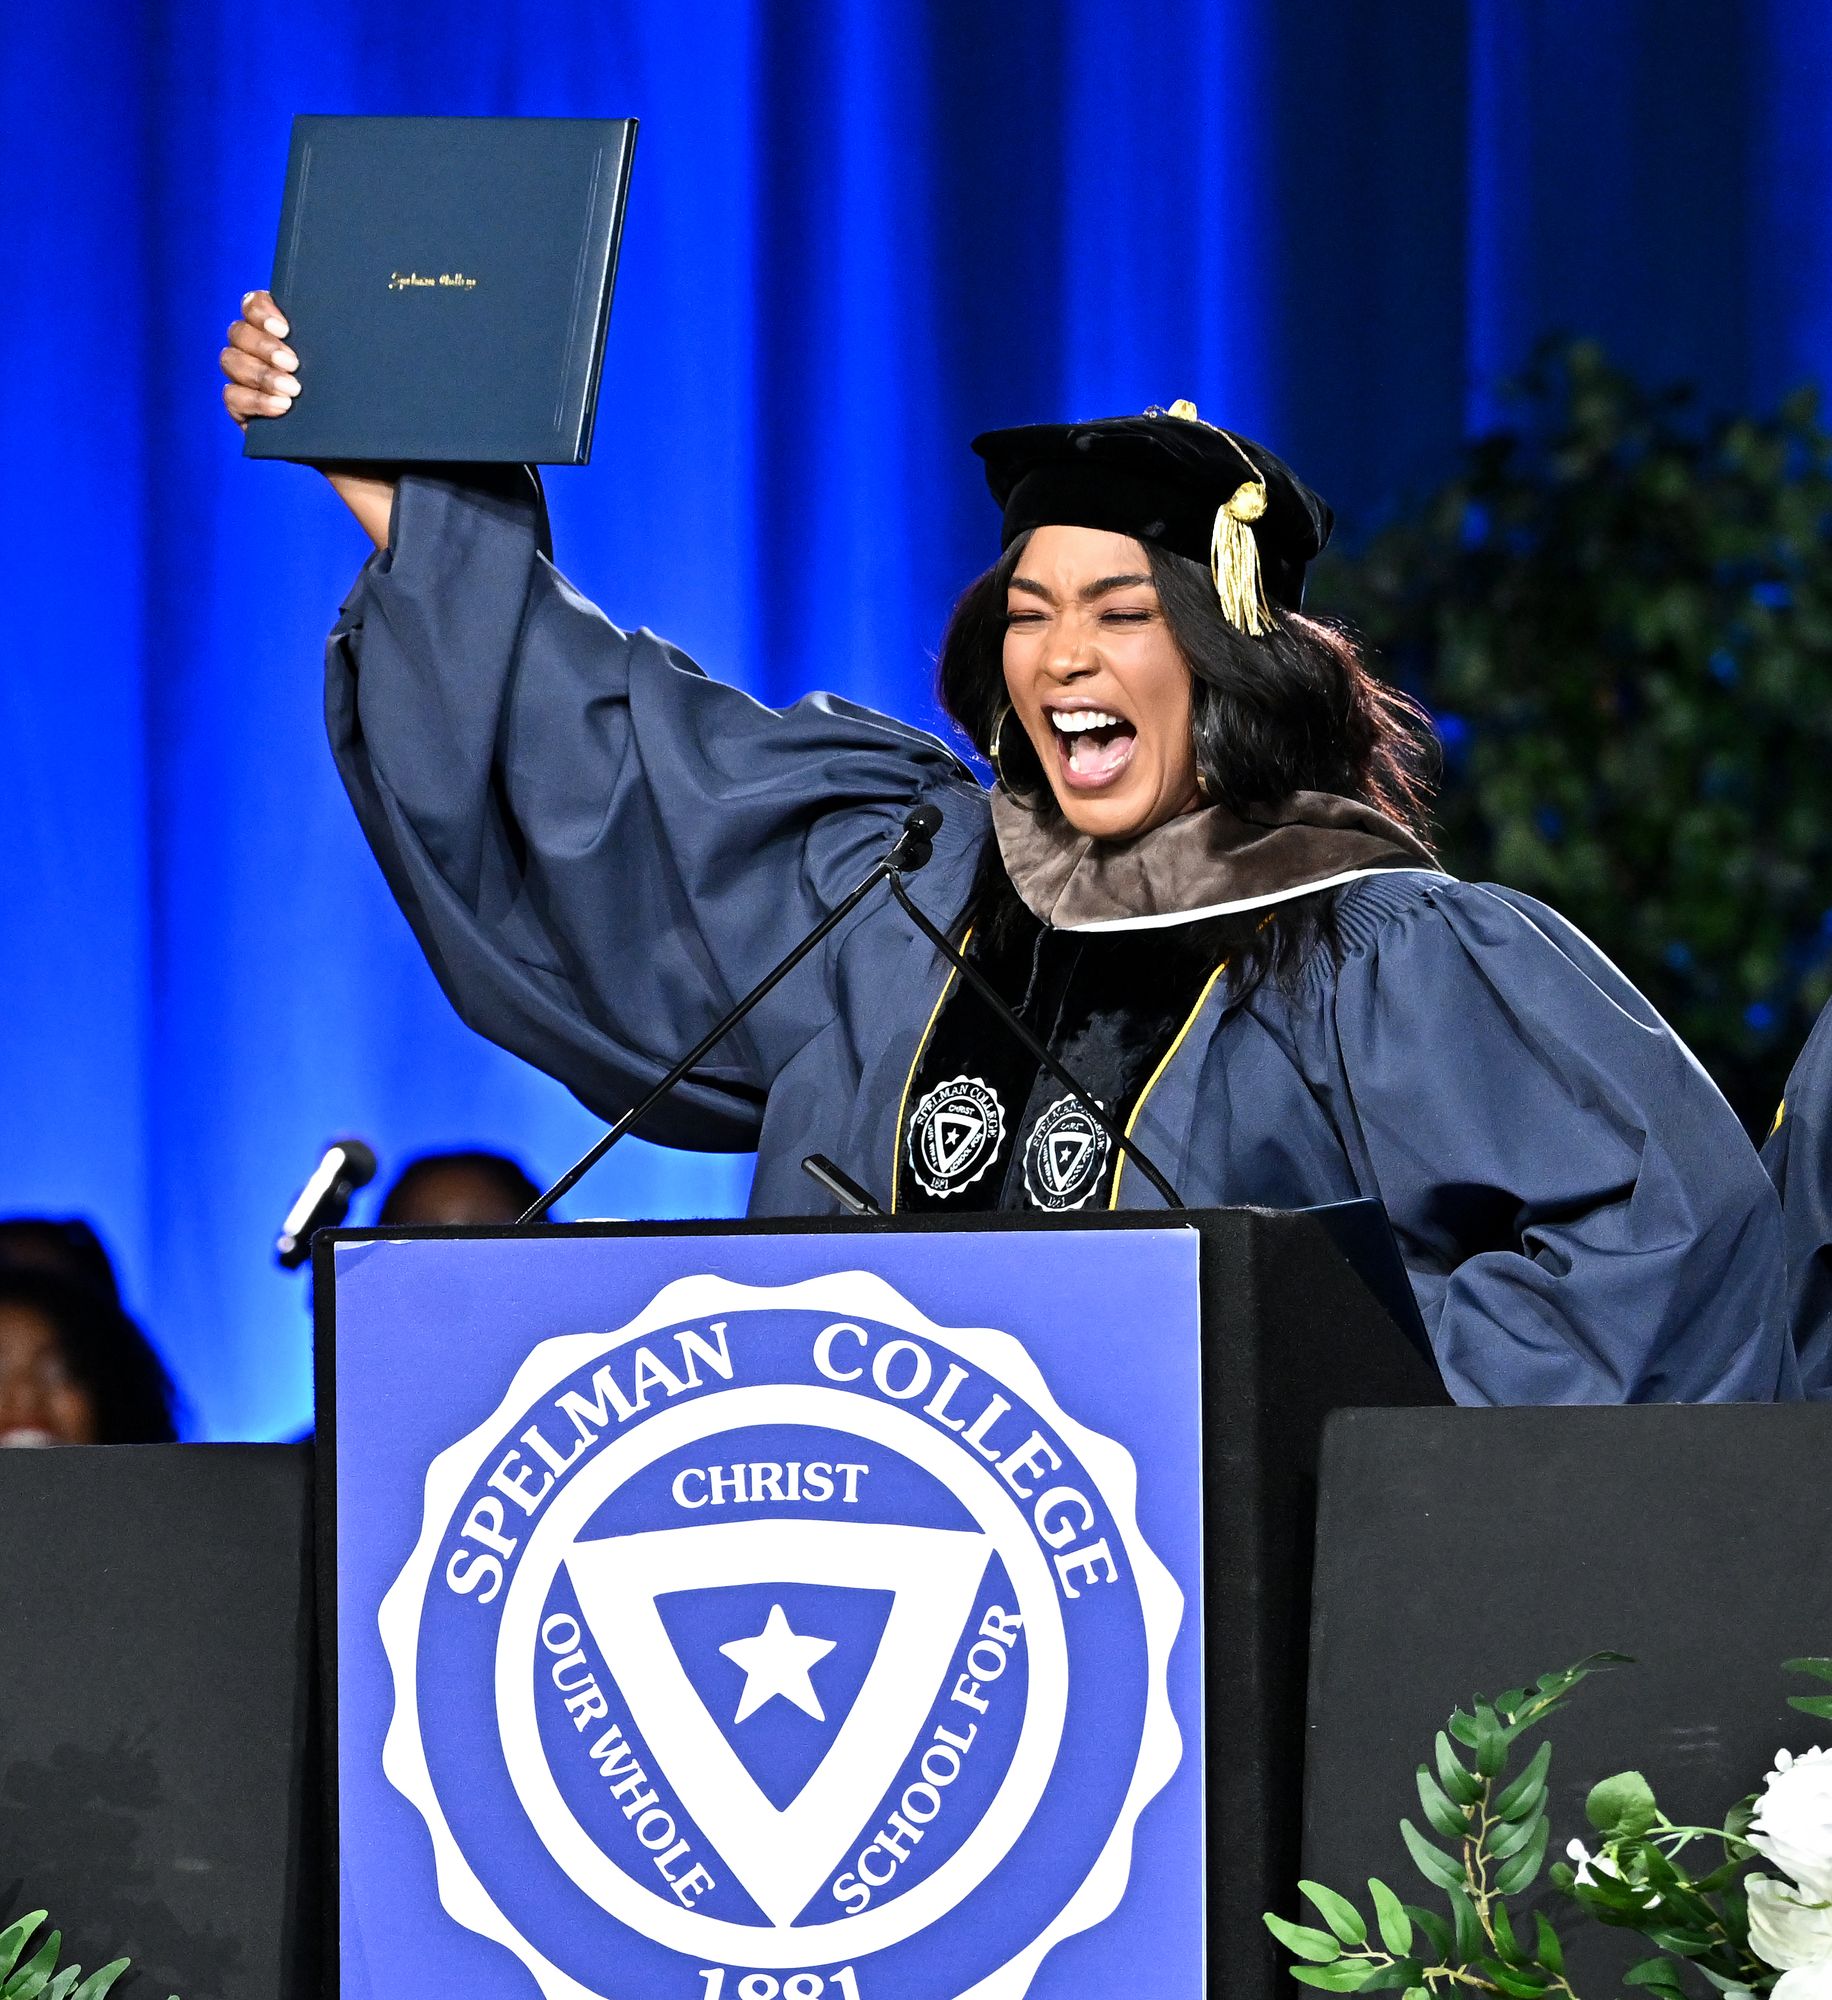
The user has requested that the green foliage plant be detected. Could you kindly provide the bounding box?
[1263,1655,1628,1999]
[1316,342,1832,1129]
[1783,1653,1832,1726]
[1551,1765,1764,2000]
[1269,1656,1832,2000]
[0,1908,177,2000]
[1557,1656,1832,2000]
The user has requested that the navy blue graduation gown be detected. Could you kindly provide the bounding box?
[325,470,1797,1407]
[1761,1010,1832,1395]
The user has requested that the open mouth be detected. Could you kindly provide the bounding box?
[1046,705,1139,791]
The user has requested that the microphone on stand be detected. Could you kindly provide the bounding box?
[519,804,945,1223]
[801,1154,886,1217]
[275,1138,378,1268]
[519,796,1183,1222]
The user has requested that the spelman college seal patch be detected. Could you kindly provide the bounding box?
[378,1271,1185,2000]
[905,1077,1006,1199]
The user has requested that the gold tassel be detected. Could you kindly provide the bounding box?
[1152,402,1274,634]
[1210,477,1272,636]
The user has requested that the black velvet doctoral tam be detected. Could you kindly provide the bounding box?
[971,410,1333,610]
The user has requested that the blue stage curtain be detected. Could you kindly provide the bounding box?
[4,0,1831,1436]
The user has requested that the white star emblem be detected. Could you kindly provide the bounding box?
[718,1602,837,1724]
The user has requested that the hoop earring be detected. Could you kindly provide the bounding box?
[1194,765,1214,805]
[989,703,1022,793]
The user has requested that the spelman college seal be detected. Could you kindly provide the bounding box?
[380,1273,1184,2000]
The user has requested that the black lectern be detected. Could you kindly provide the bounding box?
[316,1205,1446,2000]
[0,1203,1441,2000]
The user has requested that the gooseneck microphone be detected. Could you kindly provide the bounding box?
[519,804,946,1222]
[275,1138,378,1268]
[520,797,1184,1223]
[800,1154,886,1217]
[885,863,1187,1210]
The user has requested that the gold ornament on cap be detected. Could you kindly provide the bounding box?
[1150,398,1275,636]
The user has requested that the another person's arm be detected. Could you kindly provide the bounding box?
[1761,1011,1832,1397]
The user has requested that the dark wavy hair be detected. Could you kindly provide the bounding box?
[935,529,1439,994]
[0,1264,180,1443]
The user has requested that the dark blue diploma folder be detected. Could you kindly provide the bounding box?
[244,115,636,465]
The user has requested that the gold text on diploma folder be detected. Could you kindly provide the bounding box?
[388,271,479,290]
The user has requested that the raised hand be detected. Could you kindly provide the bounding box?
[219,287,394,546]
[220,289,299,430]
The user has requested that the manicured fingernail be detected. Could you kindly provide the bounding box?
[272,348,297,371]
[241,290,257,308]
[266,393,290,411]
[265,316,288,336]
[279,377,301,396]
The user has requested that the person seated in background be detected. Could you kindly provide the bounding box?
[282,1150,548,1446]
[0,1216,126,1304]
[0,1265,179,1445]
[377,1149,545,1228]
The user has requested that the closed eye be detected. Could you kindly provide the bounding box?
[1007,606,1153,624]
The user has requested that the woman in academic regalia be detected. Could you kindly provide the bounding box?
[222,291,1798,1406]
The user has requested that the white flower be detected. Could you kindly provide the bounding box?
[1752,1747,1832,1906]
[1566,1837,1658,1906]
[1750,1874,1832,1974]
[1566,1837,1612,1886]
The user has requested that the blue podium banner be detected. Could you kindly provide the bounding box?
[329,1224,1206,2000]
